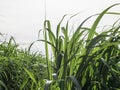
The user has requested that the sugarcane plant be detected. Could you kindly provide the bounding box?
[41,3,120,90]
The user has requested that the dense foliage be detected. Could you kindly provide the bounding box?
[0,37,47,90]
[42,4,120,90]
[0,4,120,90]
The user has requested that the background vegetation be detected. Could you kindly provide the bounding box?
[0,36,48,90]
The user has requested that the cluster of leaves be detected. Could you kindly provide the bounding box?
[0,36,47,90]
[42,4,120,90]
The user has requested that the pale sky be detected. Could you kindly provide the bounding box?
[0,0,120,53]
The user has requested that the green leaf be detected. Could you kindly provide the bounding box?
[0,80,8,90]
[23,68,37,84]
[88,3,120,40]
[20,78,28,90]
[68,76,82,90]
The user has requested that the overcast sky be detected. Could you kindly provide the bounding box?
[0,0,120,53]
